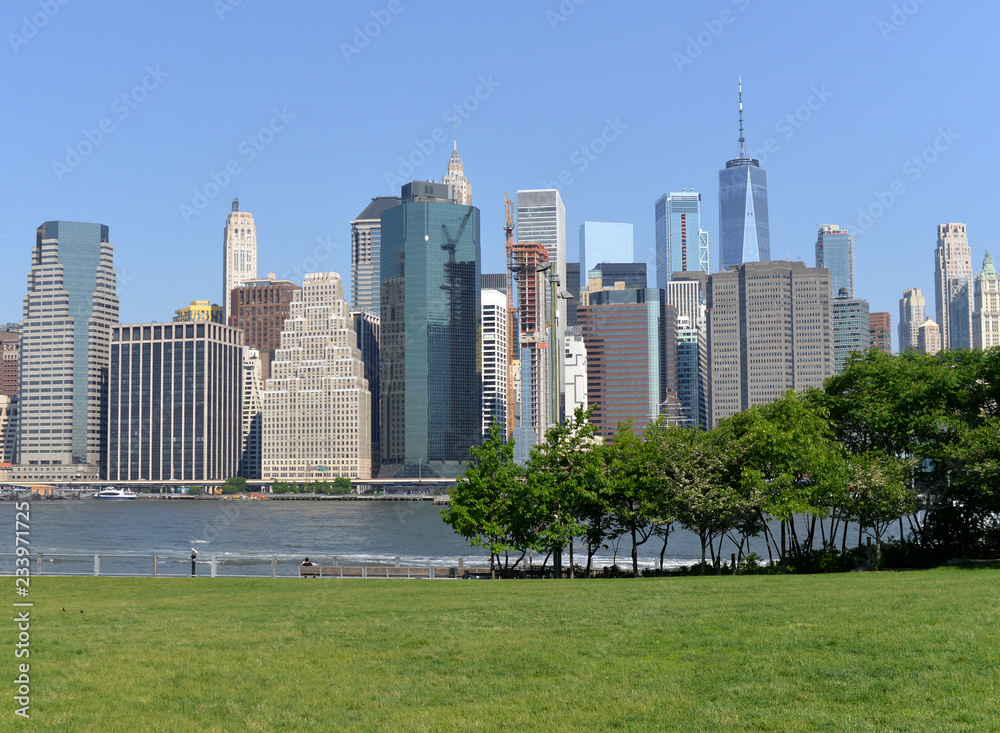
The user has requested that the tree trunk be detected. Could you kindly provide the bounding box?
[569,539,574,579]
[780,521,787,574]
[631,524,639,576]
[659,531,669,572]
[841,519,849,554]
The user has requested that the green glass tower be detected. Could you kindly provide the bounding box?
[379,182,481,478]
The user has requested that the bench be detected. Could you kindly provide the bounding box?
[300,565,321,577]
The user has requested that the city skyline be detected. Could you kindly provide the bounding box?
[1,3,995,344]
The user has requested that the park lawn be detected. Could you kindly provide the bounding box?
[7,567,1000,732]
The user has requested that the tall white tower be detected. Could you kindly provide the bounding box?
[223,198,257,322]
[442,143,472,206]
[934,222,973,350]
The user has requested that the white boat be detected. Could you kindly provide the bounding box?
[93,488,137,500]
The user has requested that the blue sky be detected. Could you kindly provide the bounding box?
[0,1,995,352]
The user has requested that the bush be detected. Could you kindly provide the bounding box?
[333,476,352,494]
[187,486,202,496]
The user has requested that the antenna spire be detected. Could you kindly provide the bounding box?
[453,114,458,151]
[738,76,745,157]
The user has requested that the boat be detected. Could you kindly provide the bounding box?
[93,488,138,500]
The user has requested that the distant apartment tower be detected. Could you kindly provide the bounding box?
[974,250,1000,350]
[350,196,401,315]
[815,225,853,297]
[264,273,371,481]
[935,223,973,349]
[665,278,706,332]
[869,312,892,355]
[174,300,223,323]
[222,199,257,322]
[353,311,380,475]
[832,290,871,374]
[578,284,677,439]
[442,143,472,206]
[655,191,710,288]
[228,274,300,383]
[676,317,708,429]
[106,322,243,482]
[918,318,941,355]
[718,81,770,271]
[0,330,19,397]
[512,241,550,461]
[707,261,832,427]
[380,182,480,478]
[564,333,587,416]
[15,221,119,482]
[481,288,509,437]
[898,288,926,352]
[518,189,567,422]
[579,222,634,286]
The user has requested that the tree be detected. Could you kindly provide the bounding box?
[333,476,353,494]
[270,481,297,494]
[605,420,657,576]
[221,476,247,495]
[187,485,202,496]
[442,423,526,571]
[846,451,916,566]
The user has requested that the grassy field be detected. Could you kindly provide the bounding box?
[6,567,1000,731]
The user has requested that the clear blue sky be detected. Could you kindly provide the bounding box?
[1,1,995,352]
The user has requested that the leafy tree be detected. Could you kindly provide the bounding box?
[333,476,353,494]
[442,423,526,571]
[605,420,658,576]
[846,451,916,565]
[221,476,247,495]
[270,481,297,494]
[187,485,202,496]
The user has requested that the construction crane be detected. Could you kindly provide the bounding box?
[504,191,515,440]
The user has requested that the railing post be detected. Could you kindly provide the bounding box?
[395,556,400,567]
[211,555,218,578]
[94,554,100,577]
[333,556,338,567]
[458,557,464,574]
[362,565,367,578]
[429,566,435,579]
[152,553,157,578]
[37,553,43,576]
[271,555,277,578]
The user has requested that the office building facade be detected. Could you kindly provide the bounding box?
[578,222,634,286]
[264,272,372,481]
[222,199,257,322]
[676,318,708,429]
[228,274,300,383]
[815,225,853,297]
[105,322,243,482]
[655,191,710,288]
[351,196,401,315]
[918,319,941,355]
[898,288,926,352]
[352,310,380,475]
[174,300,223,324]
[380,183,481,478]
[442,144,472,206]
[0,395,18,467]
[832,291,871,374]
[935,223,973,350]
[0,330,19,397]
[15,221,119,482]
[869,312,892,355]
[973,250,1000,350]
[706,262,832,427]
[238,348,264,480]
[564,333,587,417]
[586,262,647,290]
[512,240,550,460]
[481,288,508,437]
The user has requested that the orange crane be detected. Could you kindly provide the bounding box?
[504,191,515,440]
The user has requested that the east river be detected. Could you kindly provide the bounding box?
[0,497,901,577]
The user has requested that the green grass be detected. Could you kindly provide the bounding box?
[7,567,1000,731]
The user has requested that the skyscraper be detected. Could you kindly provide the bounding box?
[380,182,481,478]
[564,333,587,417]
[352,310,380,475]
[973,250,1000,350]
[676,317,708,429]
[918,318,941,355]
[15,221,118,482]
[228,274,301,383]
[264,272,372,481]
[239,348,264,480]
[222,199,257,323]
[442,143,472,206]
[481,288,508,438]
[586,262,647,290]
[0,330,19,397]
[0,395,18,469]
[579,222,634,285]
[106,322,243,482]
[718,80,770,271]
[350,196,401,315]
[832,290,871,374]
[517,189,567,423]
[869,312,892,355]
[898,288,926,352]
[706,261,832,427]
[815,225,854,297]
[934,222,973,350]
[512,240,550,464]
[655,191,710,288]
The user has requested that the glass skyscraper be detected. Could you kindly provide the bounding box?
[351,196,402,315]
[380,181,481,478]
[16,221,118,481]
[815,225,854,297]
[655,192,710,288]
[578,221,633,285]
[718,82,770,271]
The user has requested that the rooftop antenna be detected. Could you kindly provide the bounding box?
[453,113,458,151]
[738,76,745,158]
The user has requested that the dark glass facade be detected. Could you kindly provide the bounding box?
[379,200,481,478]
[719,161,770,271]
